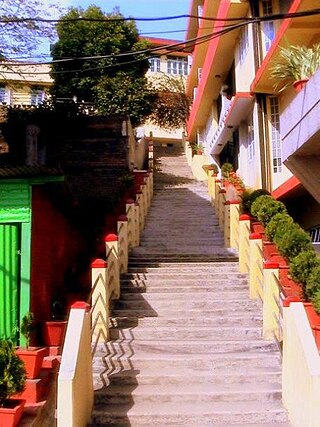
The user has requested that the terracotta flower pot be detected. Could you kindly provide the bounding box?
[251,221,265,236]
[263,241,277,261]
[15,347,47,379]
[304,302,320,350]
[293,79,309,92]
[43,321,67,347]
[279,266,303,299]
[0,399,25,427]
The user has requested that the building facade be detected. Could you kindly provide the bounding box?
[186,0,320,234]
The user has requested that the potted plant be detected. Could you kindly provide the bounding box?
[16,312,47,379]
[240,188,270,214]
[221,162,233,179]
[250,195,287,227]
[42,300,67,348]
[275,223,313,262]
[0,339,26,427]
[290,250,320,298]
[270,42,320,92]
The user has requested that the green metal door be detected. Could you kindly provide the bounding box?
[0,224,20,340]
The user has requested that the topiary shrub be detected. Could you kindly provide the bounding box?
[289,251,320,297]
[311,288,320,314]
[265,213,294,242]
[275,224,313,262]
[221,163,233,178]
[250,195,287,226]
[306,265,320,301]
[0,339,26,407]
[240,188,271,214]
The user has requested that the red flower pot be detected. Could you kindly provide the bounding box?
[43,321,67,347]
[270,253,288,267]
[16,347,47,379]
[0,399,25,427]
[293,79,309,92]
[279,267,303,299]
[263,241,277,261]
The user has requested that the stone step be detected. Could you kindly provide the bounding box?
[111,307,261,318]
[119,290,250,299]
[102,338,278,354]
[114,298,259,311]
[90,401,289,426]
[121,276,248,285]
[109,326,262,340]
[93,350,281,372]
[119,285,249,294]
[128,255,238,263]
[104,369,281,387]
[111,315,262,328]
[94,383,282,405]
[126,265,241,273]
[123,272,246,279]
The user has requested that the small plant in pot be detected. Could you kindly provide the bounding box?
[250,195,287,227]
[275,223,313,262]
[15,312,47,380]
[0,339,26,427]
[42,299,67,350]
[289,250,320,298]
[221,162,233,179]
[240,188,271,215]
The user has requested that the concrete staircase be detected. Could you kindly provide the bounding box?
[90,146,291,426]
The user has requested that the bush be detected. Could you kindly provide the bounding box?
[221,163,233,178]
[265,213,294,242]
[240,188,271,214]
[275,223,313,262]
[306,265,320,301]
[311,289,320,314]
[250,195,287,226]
[290,251,320,295]
[0,339,26,407]
[208,163,219,174]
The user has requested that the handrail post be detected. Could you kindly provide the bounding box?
[239,214,251,273]
[148,169,154,199]
[262,261,280,340]
[105,234,120,299]
[148,139,154,170]
[91,259,109,342]
[214,179,222,213]
[224,200,240,249]
[218,188,226,230]
[126,199,135,249]
[136,191,144,231]
[117,215,128,274]
[134,201,140,246]
[249,233,263,299]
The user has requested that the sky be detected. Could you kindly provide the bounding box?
[57,0,190,41]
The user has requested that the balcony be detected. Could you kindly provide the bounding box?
[209,93,253,155]
[281,69,320,203]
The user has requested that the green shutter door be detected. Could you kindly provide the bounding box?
[0,224,20,340]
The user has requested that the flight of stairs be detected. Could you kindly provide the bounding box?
[90,256,290,426]
[89,145,290,426]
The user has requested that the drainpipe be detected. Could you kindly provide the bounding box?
[249,0,270,191]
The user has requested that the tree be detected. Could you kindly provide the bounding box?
[148,74,191,130]
[51,6,154,126]
[0,0,61,58]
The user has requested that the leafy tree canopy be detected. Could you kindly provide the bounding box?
[51,6,154,126]
[0,0,61,58]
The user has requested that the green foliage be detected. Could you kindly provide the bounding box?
[221,163,233,178]
[51,6,153,126]
[148,74,192,130]
[265,213,294,242]
[250,195,287,226]
[270,43,320,92]
[208,164,219,174]
[0,339,26,407]
[275,224,313,262]
[290,251,320,291]
[307,266,320,303]
[20,312,36,349]
[240,188,271,214]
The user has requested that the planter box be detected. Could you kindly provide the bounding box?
[16,347,48,380]
[0,399,25,427]
[304,302,320,350]
[263,241,277,261]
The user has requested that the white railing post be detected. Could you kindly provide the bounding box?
[105,233,120,300]
[218,188,226,230]
[239,214,251,273]
[117,215,128,274]
[57,302,93,427]
[249,233,263,300]
[224,200,240,249]
[136,191,144,231]
[91,259,109,342]
[262,261,280,341]
[134,201,140,247]
[126,199,135,249]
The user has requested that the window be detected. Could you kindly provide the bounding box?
[30,86,45,105]
[269,97,282,173]
[149,57,160,73]
[261,0,275,52]
[167,56,188,76]
[248,115,255,161]
[0,85,6,103]
[239,26,249,65]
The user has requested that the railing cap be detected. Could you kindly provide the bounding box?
[104,233,118,242]
[263,261,279,269]
[118,215,128,221]
[126,198,135,204]
[283,296,303,307]
[91,258,107,268]
[71,301,90,312]
[225,200,240,205]
[219,189,226,193]
[136,190,143,194]
[249,232,262,240]
[239,214,251,221]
